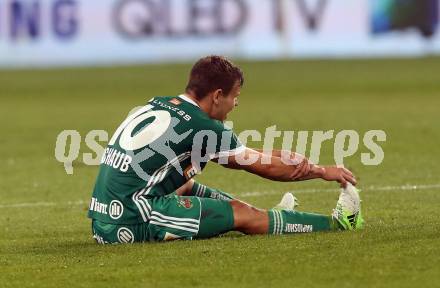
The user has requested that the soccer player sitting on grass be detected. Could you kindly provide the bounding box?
[88,55,364,244]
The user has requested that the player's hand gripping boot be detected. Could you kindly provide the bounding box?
[332,183,364,230]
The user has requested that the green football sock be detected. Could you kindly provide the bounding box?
[190,182,234,201]
[268,209,340,234]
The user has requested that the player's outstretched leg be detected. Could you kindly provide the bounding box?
[195,197,337,237]
[231,200,339,234]
[195,183,363,239]
[231,184,364,235]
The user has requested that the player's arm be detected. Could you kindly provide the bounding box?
[217,148,356,186]
[252,148,292,158]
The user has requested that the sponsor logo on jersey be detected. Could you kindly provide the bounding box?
[89,197,108,215]
[117,227,134,243]
[152,99,191,121]
[169,98,182,106]
[177,197,193,209]
[285,224,313,233]
[109,200,124,219]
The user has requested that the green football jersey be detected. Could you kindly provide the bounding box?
[88,95,244,224]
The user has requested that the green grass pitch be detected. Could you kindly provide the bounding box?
[1,58,439,287]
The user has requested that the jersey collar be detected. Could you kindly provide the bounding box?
[178,94,200,108]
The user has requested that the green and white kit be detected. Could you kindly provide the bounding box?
[88,95,244,243]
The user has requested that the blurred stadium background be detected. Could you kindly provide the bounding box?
[1,1,440,287]
[1,0,440,66]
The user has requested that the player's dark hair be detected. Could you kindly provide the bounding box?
[185,55,244,100]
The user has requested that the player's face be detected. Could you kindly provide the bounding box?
[213,81,241,122]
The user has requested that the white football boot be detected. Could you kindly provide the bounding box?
[274,192,299,211]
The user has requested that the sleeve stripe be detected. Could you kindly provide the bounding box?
[209,145,246,160]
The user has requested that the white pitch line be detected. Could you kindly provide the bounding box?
[241,183,440,197]
[0,200,86,208]
[1,184,439,209]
